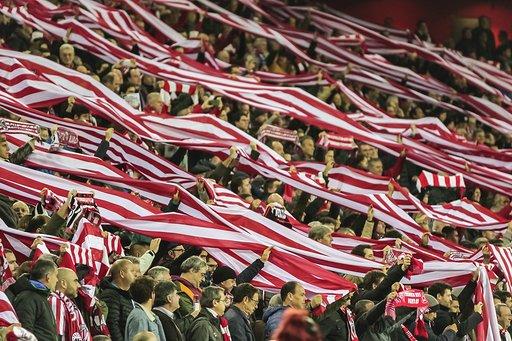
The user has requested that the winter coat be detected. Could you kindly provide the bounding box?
[97,277,134,341]
[13,279,57,341]
[186,308,223,341]
[224,305,255,341]
[262,306,286,340]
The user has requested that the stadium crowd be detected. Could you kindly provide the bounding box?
[0,0,512,341]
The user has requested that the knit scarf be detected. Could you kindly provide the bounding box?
[0,118,40,138]
[340,306,359,341]
[400,324,417,341]
[219,316,232,341]
[385,289,429,339]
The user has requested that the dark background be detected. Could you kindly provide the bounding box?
[323,0,512,43]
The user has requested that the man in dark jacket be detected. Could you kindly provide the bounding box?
[98,259,137,341]
[153,281,187,341]
[187,286,227,341]
[428,271,483,340]
[351,255,411,307]
[224,283,259,341]
[13,259,58,341]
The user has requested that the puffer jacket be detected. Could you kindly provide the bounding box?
[97,277,134,341]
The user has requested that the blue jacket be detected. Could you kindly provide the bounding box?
[262,306,286,340]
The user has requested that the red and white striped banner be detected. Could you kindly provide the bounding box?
[416,170,465,192]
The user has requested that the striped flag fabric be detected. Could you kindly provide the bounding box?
[488,245,512,292]
[0,291,18,327]
[416,170,466,192]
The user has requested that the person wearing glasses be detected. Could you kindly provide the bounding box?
[172,256,207,320]
[186,286,229,341]
[224,283,260,341]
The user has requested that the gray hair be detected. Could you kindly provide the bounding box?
[59,43,74,52]
[180,256,207,274]
[308,225,331,242]
[200,286,224,308]
[147,266,170,280]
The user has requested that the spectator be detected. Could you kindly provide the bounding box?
[4,248,19,273]
[272,309,322,341]
[147,266,172,282]
[186,286,229,341]
[153,281,186,341]
[13,259,58,341]
[472,16,496,53]
[59,44,76,69]
[308,225,333,247]
[263,281,306,339]
[496,303,512,338]
[125,276,165,341]
[11,200,29,220]
[173,256,207,319]
[427,272,483,339]
[98,259,137,341]
[211,247,270,305]
[351,244,375,260]
[0,133,35,165]
[224,283,259,341]
[48,268,90,340]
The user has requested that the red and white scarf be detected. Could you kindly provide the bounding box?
[385,289,429,339]
[0,118,40,138]
[219,316,232,341]
[340,306,359,341]
[416,170,465,194]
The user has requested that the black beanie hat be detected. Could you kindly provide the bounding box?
[212,266,237,284]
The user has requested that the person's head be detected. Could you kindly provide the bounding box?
[130,276,156,307]
[120,256,142,278]
[168,244,185,259]
[362,270,386,291]
[234,113,250,131]
[483,230,497,242]
[154,280,180,312]
[146,92,163,113]
[232,283,259,315]
[442,226,459,244]
[206,256,218,274]
[272,309,322,341]
[449,296,460,314]
[102,73,119,93]
[478,15,490,29]
[300,136,315,158]
[495,291,512,309]
[133,331,157,341]
[351,244,375,260]
[110,259,137,289]
[324,149,334,164]
[428,282,453,308]
[180,256,207,288]
[56,267,81,298]
[271,140,285,156]
[230,174,251,195]
[281,281,306,309]
[4,249,18,273]
[368,158,383,176]
[129,243,149,257]
[354,299,374,317]
[474,129,485,144]
[267,193,285,206]
[497,303,512,330]
[59,44,75,67]
[12,201,30,219]
[200,286,227,316]
[147,266,171,282]
[358,143,374,159]
[308,225,333,247]
[30,259,58,291]
[424,294,439,321]
[128,68,142,87]
[0,133,9,160]
[212,266,237,293]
